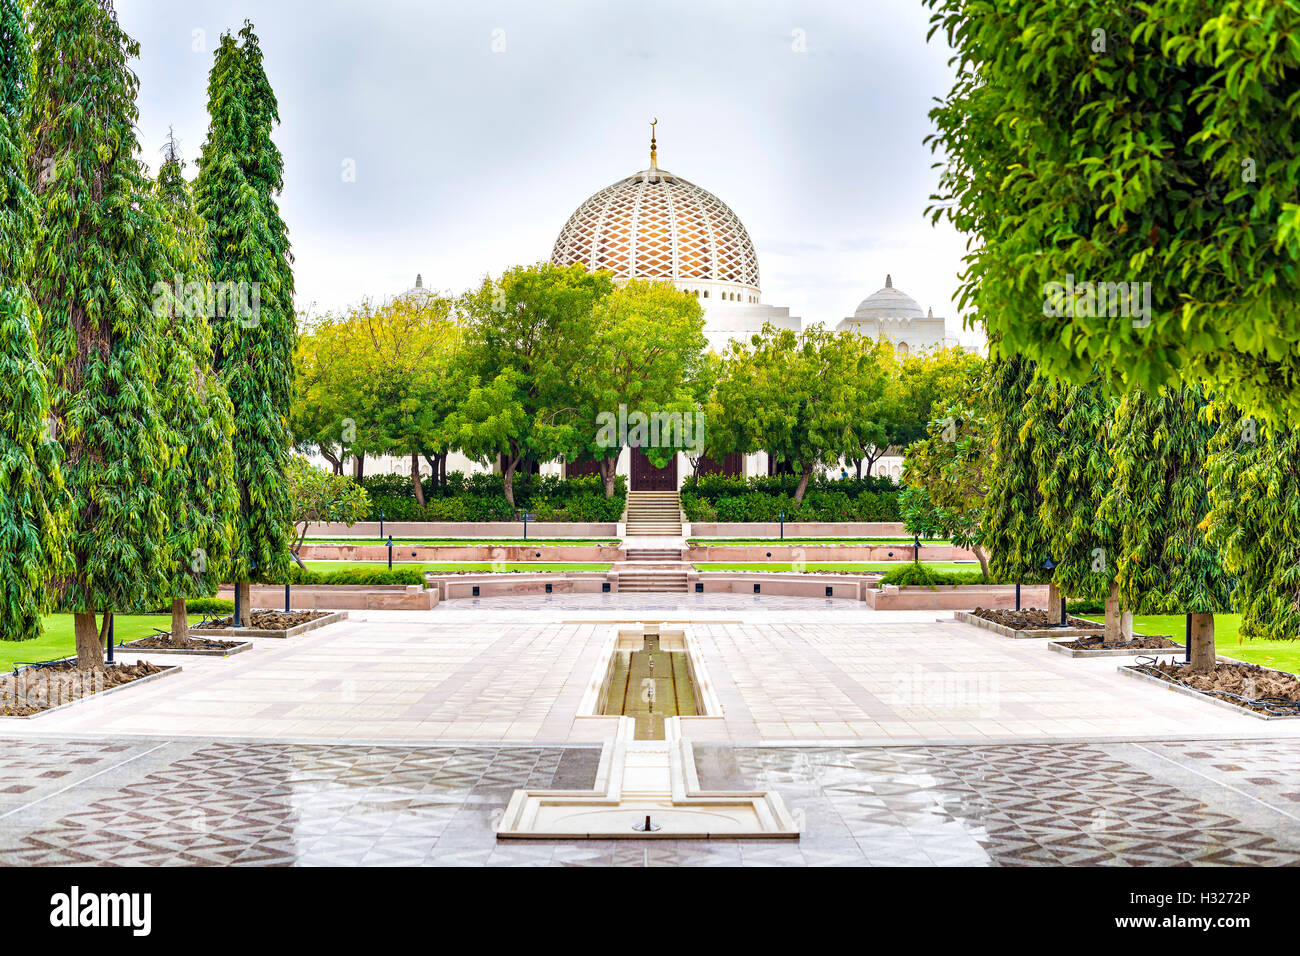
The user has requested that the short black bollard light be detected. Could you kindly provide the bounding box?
[234,580,241,628]
[1015,582,1021,611]
[284,583,291,613]
[387,534,394,570]
[106,612,114,665]
[779,509,785,540]
[1185,612,1192,664]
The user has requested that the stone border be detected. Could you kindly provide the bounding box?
[1048,638,1181,659]
[1,664,182,720]
[954,610,1104,639]
[190,610,347,640]
[117,638,254,657]
[1118,664,1300,721]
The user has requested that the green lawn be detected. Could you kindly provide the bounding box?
[1080,613,1300,675]
[691,560,979,573]
[303,537,617,547]
[689,537,951,547]
[301,560,612,574]
[1,614,205,670]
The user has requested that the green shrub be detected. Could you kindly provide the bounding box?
[150,597,234,615]
[878,563,995,588]
[358,473,625,522]
[680,474,900,522]
[283,567,427,587]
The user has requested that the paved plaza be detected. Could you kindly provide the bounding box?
[4,594,1300,866]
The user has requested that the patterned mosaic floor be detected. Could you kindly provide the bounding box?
[2,736,1299,865]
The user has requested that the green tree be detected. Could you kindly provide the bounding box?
[195,23,296,623]
[981,354,1055,597]
[710,324,859,503]
[29,0,170,668]
[901,364,990,577]
[0,0,67,643]
[926,0,1300,423]
[572,279,707,497]
[286,456,369,556]
[1205,402,1296,646]
[450,262,614,508]
[1027,375,1123,635]
[150,133,238,645]
[1106,385,1233,672]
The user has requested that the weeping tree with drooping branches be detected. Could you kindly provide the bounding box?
[1104,384,1233,672]
[0,0,68,644]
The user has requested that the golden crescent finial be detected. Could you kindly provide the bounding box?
[650,118,658,168]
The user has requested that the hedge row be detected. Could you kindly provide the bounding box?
[283,567,428,587]
[356,474,626,523]
[681,475,901,522]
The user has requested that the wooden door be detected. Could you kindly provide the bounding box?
[631,447,678,491]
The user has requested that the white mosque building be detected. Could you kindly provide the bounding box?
[357,129,956,486]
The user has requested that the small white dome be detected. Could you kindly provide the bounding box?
[854,274,924,320]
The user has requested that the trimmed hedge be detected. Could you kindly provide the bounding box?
[681,474,901,522]
[283,567,428,587]
[877,563,998,588]
[358,473,626,523]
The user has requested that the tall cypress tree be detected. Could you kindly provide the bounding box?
[150,132,238,645]
[1110,385,1233,672]
[982,354,1056,603]
[28,0,170,668]
[0,0,66,643]
[195,23,295,623]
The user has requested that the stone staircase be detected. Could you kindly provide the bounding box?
[624,491,683,535]
[616,570,689,593]
[624,548,684,562]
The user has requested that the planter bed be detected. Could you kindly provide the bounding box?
[1,661,181,718]
[298,543,622,563]
[686,544,978,563]
[192,609,346,640]
[1048,635,1181,658]
[217,584,436,611]
[118,634,253,657]
[306,520,617,538]
[955,608,1103,639]
[1119,658,1300,720]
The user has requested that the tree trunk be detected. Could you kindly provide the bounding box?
[1121,609,1134,640]
[972,544,990,581]
[74,612,105,671]
[410,453,425,507]
[236,582,252,627]
[440,452,447,486]
[322,449,342,475]
[793,461,814,503]
[351,454,364,480]
[170,597,190,647]
[1047,581,1061,620]
[599,454,619,498]
[853,458,863,479]
[1188,612,1216,675]
[1104,582,1121,641]
[503,458,518,508]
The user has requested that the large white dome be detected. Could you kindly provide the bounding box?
[854,275,924,320]
[551,163,760,300]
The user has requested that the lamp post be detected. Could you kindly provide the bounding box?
[378,509,385,540]
[106,612,114,665]
[523,512,535,540]
[387,534,394,570]
[1185,612,1192,663]
[779,509,785,541]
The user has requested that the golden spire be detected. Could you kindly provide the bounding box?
[650,117,658,168]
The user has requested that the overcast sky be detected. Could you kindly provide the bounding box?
[117,0,982,345]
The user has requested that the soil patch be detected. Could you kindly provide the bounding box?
[970,607,1102,630]
[1,661,168,717]
[1132,659,1300,716]
[1061,635,1180,651]
[121,634,244,651]
[203,610,327,630]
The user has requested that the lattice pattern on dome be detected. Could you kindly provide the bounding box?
[551,169,760,291]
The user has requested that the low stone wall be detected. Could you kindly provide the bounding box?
[306,521,617,538]
[429,572,613,600]
[694,573,874,600]
[217,584,438,611]
[687,543,978,562]
[300,543,622,562]
[866,584,1050,611]
[689,521,908,538]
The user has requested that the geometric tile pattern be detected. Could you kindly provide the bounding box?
[3,738,1300,866]
[551,165,761,295]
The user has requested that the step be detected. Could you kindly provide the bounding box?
[624,549,684,561]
